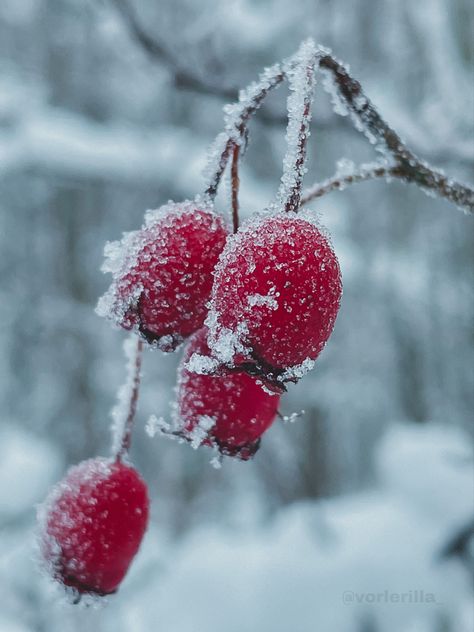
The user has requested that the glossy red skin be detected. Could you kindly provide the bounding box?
[177,328,280,459]
[40,458,149,596]
[210,215,342,383]
[115,206,228,350]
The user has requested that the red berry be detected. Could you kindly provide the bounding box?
[207,213,342,390]
[98,202,228,351]
[176,328,280,459]
[38,457,149,597]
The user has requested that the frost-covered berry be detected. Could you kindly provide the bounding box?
[176,328,280,460]
[207,212,342,391]
[38,457,149,598]
[97,201,228,351]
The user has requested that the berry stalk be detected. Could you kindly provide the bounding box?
[230,142,240,233]
[113,335,144,461]
[203,63,286,201]
[278,39,317,213]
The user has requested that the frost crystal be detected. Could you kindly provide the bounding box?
[320,65,349,117]
[202,62,284,197]
[144,410,189,444]
[336,157,356,176]
[247,292,279,311]
[188,416,216,449]
[281,410,306,423]
[185,352,219,375]
[318,49,386,155]
[210,454,223,469]
[110,335,139,457]
[145,415,169,438]
[279,357,316,383]
[205,321,249,367]
[277,38,317,211]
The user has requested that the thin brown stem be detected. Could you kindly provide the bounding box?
[316,52,474,214]
[230,142,240,233]
[401,161,474,212]
[204,65,285,200]
[285,98,312,212]
[301,164,394,205]
[115,336,143,461]
[318,53,410,159]
[301,162,474,212]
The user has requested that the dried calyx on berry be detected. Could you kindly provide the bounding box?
[204,210,342,393]
[174,327,280,460]
[37,457,149,599]
[97,201,228,352]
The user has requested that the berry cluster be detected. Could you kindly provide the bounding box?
[38,40,342,600]
[97,193,341,456]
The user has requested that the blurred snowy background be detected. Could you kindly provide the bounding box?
[0,0,473,630]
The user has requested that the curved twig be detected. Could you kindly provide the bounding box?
[114,336,143,460]
[203,64,285,199]
[230,142,240,232]
[301,164,395,205]
[313,52,474,213]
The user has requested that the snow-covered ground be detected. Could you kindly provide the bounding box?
[0,422,472,631]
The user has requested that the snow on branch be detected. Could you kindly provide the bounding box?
[199,42,473,215]
[112,335,143,460]
[113,5,473,214]
[278,39,317,213]
[301,163,394,204]
[202,62,285,199]
[302,51,474,214]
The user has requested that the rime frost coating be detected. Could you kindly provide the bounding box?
[37,457,149,598]
[277,38,317,212]
[175,328,280,460]
[110,335,141,457]
[206,211,342,391]
[97,201,228,351]
[202,62,284,196]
